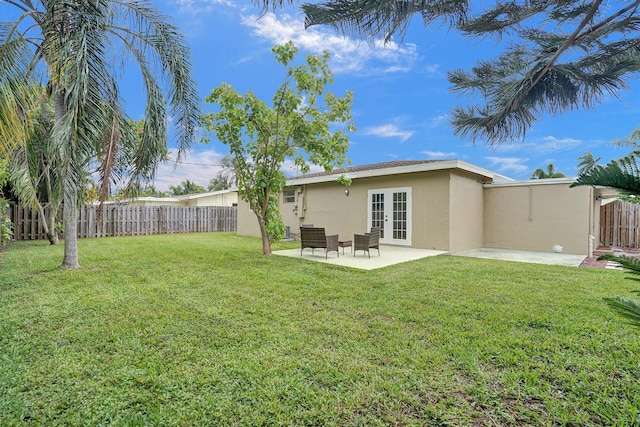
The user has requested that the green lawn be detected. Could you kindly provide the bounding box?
[1,233,638,426]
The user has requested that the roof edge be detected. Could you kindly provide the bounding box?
[286,159,510,185]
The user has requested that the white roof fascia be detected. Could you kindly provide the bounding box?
[484,178,576,188]
[179,188,237,200]
[134,196,182,202]
[287,160,509,186]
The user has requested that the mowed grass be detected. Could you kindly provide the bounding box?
[0,233,639,426]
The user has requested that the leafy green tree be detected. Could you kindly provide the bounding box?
[208,176,229,192]
[0,156,12,248]
[201,41,355,255]
[139,185,167,198]
[169,180,207,196]
[530,163,566,180]
[295,0,640,144]
[1,0,199,268]
[113,184,166,200]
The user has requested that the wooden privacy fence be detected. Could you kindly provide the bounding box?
[600,200,640,247]
[9,204,237,241]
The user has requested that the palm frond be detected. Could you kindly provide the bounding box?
[302,0,467,42]
[112,0,200,156]
[571,151,640,194]
[604,296,640,328]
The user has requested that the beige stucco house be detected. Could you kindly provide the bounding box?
[237,160,614,255]
[128,189,238,207]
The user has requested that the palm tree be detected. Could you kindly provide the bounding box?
[169,180,207,196]
[1,0,199,268]
[530,163,566,180]
[208,154,238,191]
[576,152,601,176]
[573,151,640,329]
[293,0,640,145]
[8,89,64,245]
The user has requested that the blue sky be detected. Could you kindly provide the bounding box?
[6,0,637,191]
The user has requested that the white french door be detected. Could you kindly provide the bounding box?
[367,187,412,245]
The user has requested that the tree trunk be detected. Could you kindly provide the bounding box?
[255,211,272,255]
[60,192,80,268]
[43,162,60,245]
[55,91,80,268]
[47,207,60,245]
[37,204,59,245]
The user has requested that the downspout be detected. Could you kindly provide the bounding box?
[588,186,595,257]
[528,186,533,221]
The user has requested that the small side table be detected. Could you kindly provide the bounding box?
[338,240,352,255]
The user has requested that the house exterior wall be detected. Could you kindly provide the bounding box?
[413,170,450,250]
[284,171,457,249]
[237,198,259,237]
[448,171,485,253]
[185,192,238,207]
[130,191,238,207]
[236,169,485,252]
[483,182,593,254]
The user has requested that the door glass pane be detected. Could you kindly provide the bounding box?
[371,193,385,239]
[393,192,407,240]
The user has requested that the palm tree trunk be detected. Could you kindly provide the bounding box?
[54,91,80,268]
[46,203,60,245]
[43,163,60,245]
[61,191,79,268]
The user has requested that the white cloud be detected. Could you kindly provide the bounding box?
[538,136,582,152]
[281,159,326,177]
[153,148,226,192]
[422,151,456,159]
[493,135,583,154]
[240,13,419,74]
[174,0,234,14]
[362,124,414,141]
[429,114,449,128]
[485,156,529,174]
[422,64,441,75]
[151,148,335,191]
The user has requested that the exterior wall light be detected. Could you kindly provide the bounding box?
[345,189,350,196]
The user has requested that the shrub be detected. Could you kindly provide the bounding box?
[0,198,13,248]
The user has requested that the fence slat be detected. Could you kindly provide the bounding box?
[600,200,640,247]
[8,204,237,240]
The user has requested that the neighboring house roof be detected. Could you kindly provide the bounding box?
[287,159,513,185]
[159,188,237,202]
[110,188,238,205]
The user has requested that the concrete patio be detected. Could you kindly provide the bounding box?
[453,247,587,267]
[274,245,589,270]
[273,245,448,270]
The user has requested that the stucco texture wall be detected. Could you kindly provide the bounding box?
[448,171,484,253]
[237,170,480,251]
[186,193,238,207]
[483,182,593,254]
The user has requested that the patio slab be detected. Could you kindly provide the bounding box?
[453,247,587,267]
[274,245,448,270]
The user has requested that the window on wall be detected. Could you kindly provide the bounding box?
[283,189,295,203]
